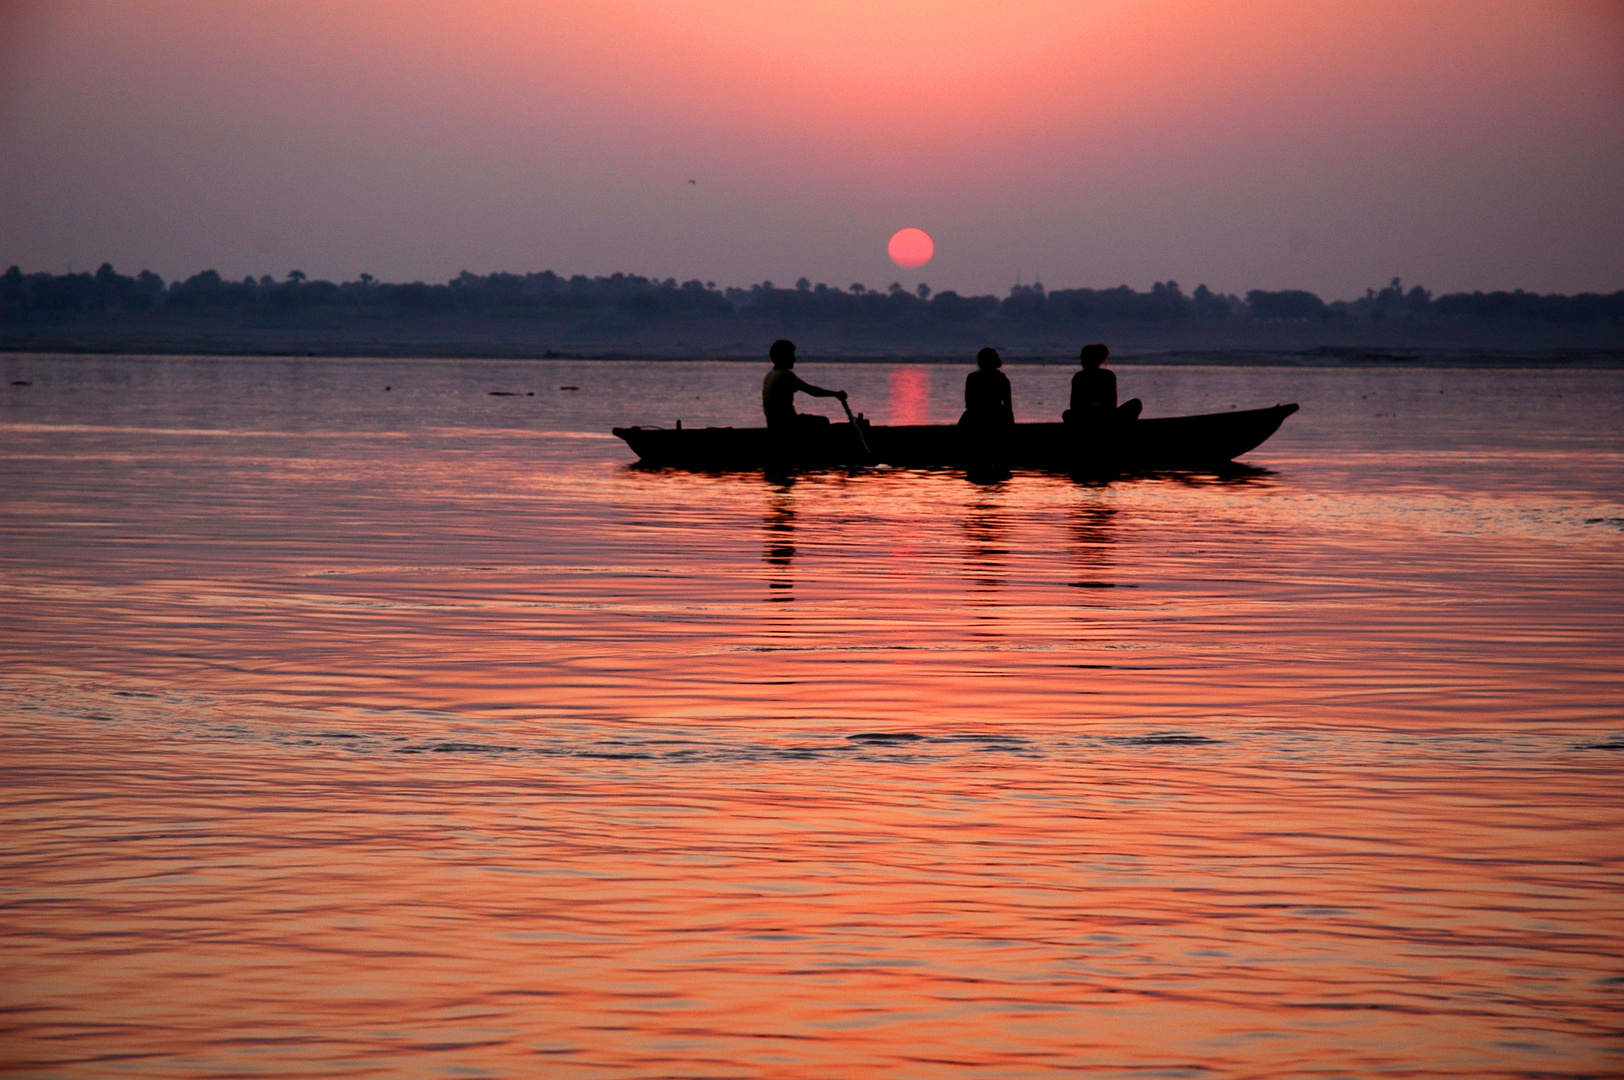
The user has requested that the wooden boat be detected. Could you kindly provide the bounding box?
[613,403,1299,472]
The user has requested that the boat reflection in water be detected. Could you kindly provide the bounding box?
[1069,501,1119,594]
[763,480,796,600]
[964,493,1009,595]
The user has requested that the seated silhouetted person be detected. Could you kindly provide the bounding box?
[960,347,1014,428]
[763,339,846,431]
[1063,343,1141,425]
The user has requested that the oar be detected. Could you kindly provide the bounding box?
[838,395,874,463]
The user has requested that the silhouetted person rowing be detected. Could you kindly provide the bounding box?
[960,347,1014,428]
[763,339,846,431]
[1063,343,1141,426]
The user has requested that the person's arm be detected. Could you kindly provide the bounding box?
[796,374,846,400]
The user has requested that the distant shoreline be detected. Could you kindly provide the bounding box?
[6,265,1621,364]
[5,343,1622,368]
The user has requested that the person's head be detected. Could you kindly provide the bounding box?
[770,339,797,369]
[976,347,1002,371]
[1080,343,1110,369]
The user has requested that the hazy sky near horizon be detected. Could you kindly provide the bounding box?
[2,0,1621,299]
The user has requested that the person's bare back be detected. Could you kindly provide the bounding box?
[1063,343,1141,424]
[762,339,845,430]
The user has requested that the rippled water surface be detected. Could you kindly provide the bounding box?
[2,355,1621,1078]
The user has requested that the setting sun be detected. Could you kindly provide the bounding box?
[887,227,934,269]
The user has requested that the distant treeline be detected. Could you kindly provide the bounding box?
[5,264,1622,327]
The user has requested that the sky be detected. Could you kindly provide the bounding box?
[1,0,1621,299]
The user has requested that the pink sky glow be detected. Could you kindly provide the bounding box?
[1,0,1621,297]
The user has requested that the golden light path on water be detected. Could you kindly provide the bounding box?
[1,357,1621,1077]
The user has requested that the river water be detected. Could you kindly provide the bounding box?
[2,355,1621,1078]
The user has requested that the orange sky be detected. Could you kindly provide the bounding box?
[2,0,1621,296]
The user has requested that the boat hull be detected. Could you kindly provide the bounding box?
[613,403,1299,472]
